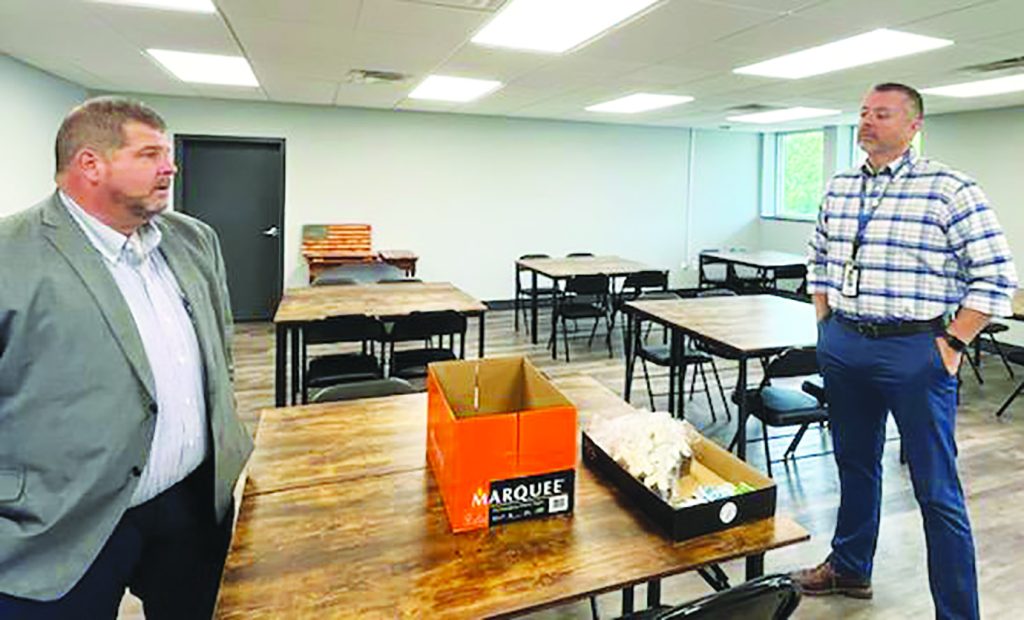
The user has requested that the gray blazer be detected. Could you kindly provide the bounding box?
[0,193,254,601]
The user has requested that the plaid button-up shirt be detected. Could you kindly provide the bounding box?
[807,148,1017,320]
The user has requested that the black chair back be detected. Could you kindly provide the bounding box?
[304,315,385,345]
[312,274,357,286]
[765,347,819,380]
[565,274,608,296]
[388,311,467,342]
[654,574,801,620]
[623,270,668,292]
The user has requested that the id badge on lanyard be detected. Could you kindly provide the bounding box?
[844,177,889,298]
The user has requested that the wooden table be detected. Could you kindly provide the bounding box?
[515,255,661,345]
[218,376,809,618]
[274,281,488,406]
[378,250,418,277]
[698,251,806,290]
[623,295,816,461]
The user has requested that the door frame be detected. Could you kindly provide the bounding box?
[174,134,286,319]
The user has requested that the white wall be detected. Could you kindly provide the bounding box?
[682,129,761,286]
[0,55,86,216]
[924,105,1024,282]
[115,93,699,299]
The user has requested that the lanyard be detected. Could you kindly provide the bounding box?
[852,156,913,260]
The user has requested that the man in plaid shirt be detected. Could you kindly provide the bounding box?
[791,83,1017,620]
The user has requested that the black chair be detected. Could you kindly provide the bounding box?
[731,347,829,477]
[384,311,467,379]
[514,253,557,335]
[549,274,613,362]
[302,315,386,404]
[995,349,1024,418]
[767,264,808,295]
[627,292,724,421]
[311,273,357,286]
[309,377,417,403]
[619,574,801,620]
[697,250,729,289]
[973,322,1014,379]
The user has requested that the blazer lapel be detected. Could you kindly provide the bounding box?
[40,193,157,401]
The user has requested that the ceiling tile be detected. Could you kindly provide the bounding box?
[899,0,1024,43]
[356,0,489,38]
[794,0,997,30]
[582,0,780,64]
[260,75,339,105]
[85,5,239,55]
[217,0,361,25]
[333,81,409,108]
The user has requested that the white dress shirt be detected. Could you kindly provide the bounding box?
[61,191,207,506]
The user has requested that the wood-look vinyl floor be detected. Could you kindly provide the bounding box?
[119,308,1024,619]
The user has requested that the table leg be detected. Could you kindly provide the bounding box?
[736,356,748,460]
[646,579,661,608]
[621,586,634,615]
[478,313,486,359]
[668,329,678,416]
[746,553,765,580]
[530,271,539,345]
[290,326,301,406]
[624,311,635,401]
[275,323,286,407]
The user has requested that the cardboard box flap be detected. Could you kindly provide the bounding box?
[477,357,525,414]
[522,364,575,409]
[692,435,773,490]
[430,361,480,417]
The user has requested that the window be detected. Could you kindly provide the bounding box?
[760,126,925,221]
[777,131,824,219]
[760,130,824,221]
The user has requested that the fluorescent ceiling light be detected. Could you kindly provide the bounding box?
[147,49,259,87]
[727,107,841,124]
[586,93,694,113]
[922,74,1024,98]
[91,0,216,13]
[471,0,661,53]
[408,75,502,102]
[734,29,953,79]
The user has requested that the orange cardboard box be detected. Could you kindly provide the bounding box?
[426,356,577,533]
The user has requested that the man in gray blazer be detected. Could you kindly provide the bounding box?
[0,97,253,618]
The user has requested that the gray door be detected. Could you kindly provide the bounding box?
[174,136,284,321]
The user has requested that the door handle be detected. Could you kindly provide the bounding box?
[262,226,279,238]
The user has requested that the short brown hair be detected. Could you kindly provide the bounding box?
[871,82,924,119]
[54,96,167,173]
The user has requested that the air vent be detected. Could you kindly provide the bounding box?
[345,69,411,85]
[961,56,1024,73]
[725,103,780,113]
[398,0,505,11]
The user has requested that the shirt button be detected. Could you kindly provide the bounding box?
[148,402,158,414]
[131,466,142,477]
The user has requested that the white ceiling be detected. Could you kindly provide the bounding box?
[2,0,1023,130]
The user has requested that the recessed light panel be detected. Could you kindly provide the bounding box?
[586,93,694,113]
[734,29,953,79]
[471,0,661,53]
[408,75,503,102]
[91,0,216,13]
[726,107,841,124]
[147,49,259,87]
[922,74,1024,98]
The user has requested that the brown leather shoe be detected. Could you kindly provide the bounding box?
[790,559,873,599]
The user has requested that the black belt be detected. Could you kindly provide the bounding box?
[834,314,944,338]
